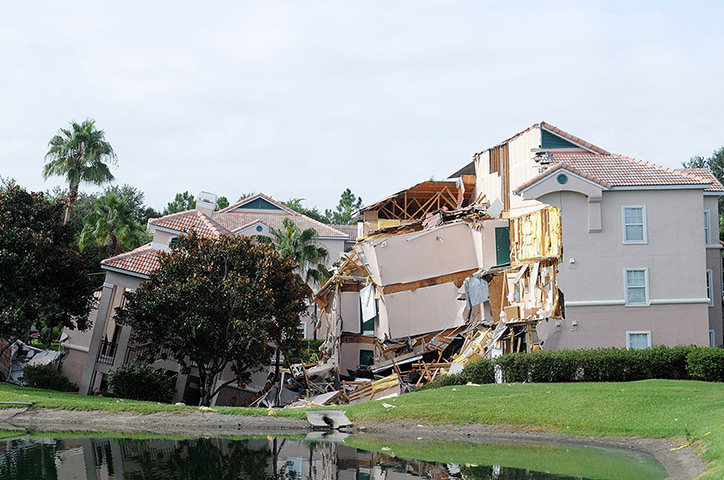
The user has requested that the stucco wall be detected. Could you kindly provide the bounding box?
[537,188,710,348]
[704,194,723,345]
[541,189,707,303]
[538,304,710,349]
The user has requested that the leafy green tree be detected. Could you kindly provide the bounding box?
[325,188,363,225]
[268,218,329,290]
[684,145,724,238]
[0,185,95,359]
[215,196,229,211]
[104,184,160,226]
[79,193,146,258]
[42,119,117,224]
[115,233,309,406]
[237,192,256,202]
[282,197,328,223]
[163,191,195,215]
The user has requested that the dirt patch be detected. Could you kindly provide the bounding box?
[0,408,705,479]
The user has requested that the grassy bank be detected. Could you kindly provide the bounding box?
[1,379,722,477]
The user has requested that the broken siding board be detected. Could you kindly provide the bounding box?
[510,206,562,264]
[382,268,479,295]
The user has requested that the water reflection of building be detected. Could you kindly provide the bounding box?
[0,436,465,480]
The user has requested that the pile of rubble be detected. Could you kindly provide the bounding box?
[249,180,563,408]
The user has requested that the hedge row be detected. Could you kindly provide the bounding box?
[421,345,724,390]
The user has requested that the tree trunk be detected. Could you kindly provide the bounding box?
[64,182,79,225]
[198,370,216,407]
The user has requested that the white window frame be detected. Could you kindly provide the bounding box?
[707,269,714,307]
[298,321,308,339]
[627,331,652,349]
[622,206,648,244]
[704,210,712,245]
[624,268,650,306]
[710,330,716,347]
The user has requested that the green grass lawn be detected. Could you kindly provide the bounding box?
[2,379,723,478]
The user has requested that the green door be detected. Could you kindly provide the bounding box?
[495,226,510,265]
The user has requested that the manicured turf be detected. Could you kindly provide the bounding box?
[2,379,722,478]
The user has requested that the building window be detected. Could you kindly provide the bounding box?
[622,206,647,244]
[359,349,374,367]
[298,322,307,339]
[625,269,649,306]
[710,330,716,347]
[707,270,714,307]
[627,331,651,350]
[704,210,711,245]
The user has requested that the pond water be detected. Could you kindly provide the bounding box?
[0,433,668,480]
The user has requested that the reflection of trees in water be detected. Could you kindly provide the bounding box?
[0,437,592,480]
[119,438,289,480]
[461,465,582,480]
[0,439,60,480]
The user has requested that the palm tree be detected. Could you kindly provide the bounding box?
[268,218,330,291]
[43,119,117,224]
[79,193,143,258]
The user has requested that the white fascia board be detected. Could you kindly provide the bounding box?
[704,191,724,196]
[566,298,710,307]
[100,265,151,280]
[318,236,348,240]
[516,169,609,195]
[150,224,182,235]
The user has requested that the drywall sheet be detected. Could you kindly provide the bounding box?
[360,284,377,322]
[384,282,466,339]
[363,222,483,286]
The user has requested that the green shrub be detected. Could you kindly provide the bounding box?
[418,373,465,391]
[461,358,496,384]
[495,352,531,383]
[687,347,724,382]
[108,363,175,403]
[638,345,693,380]
[22,364,76,392]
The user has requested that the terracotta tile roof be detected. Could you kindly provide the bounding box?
[475,121,608,156]
[149,210,233,238]
[514,152,712,194]
[218,192,297,215]
[214,193,347,237]
[676,168,724,192]
[213,211,348,237]
[101,244,159,277]
[330,224,358,241]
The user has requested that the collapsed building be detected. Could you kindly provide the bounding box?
[281,179,563,406]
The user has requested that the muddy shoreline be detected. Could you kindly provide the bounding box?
[0,407,704,479]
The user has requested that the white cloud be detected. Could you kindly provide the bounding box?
[0,1,723,210]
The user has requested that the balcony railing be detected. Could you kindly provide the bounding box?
[123,344,175,365]
[96,340,117,365]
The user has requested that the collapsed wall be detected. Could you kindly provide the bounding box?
[287,204,563,406]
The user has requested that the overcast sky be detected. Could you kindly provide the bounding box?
[1,1,723,212]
